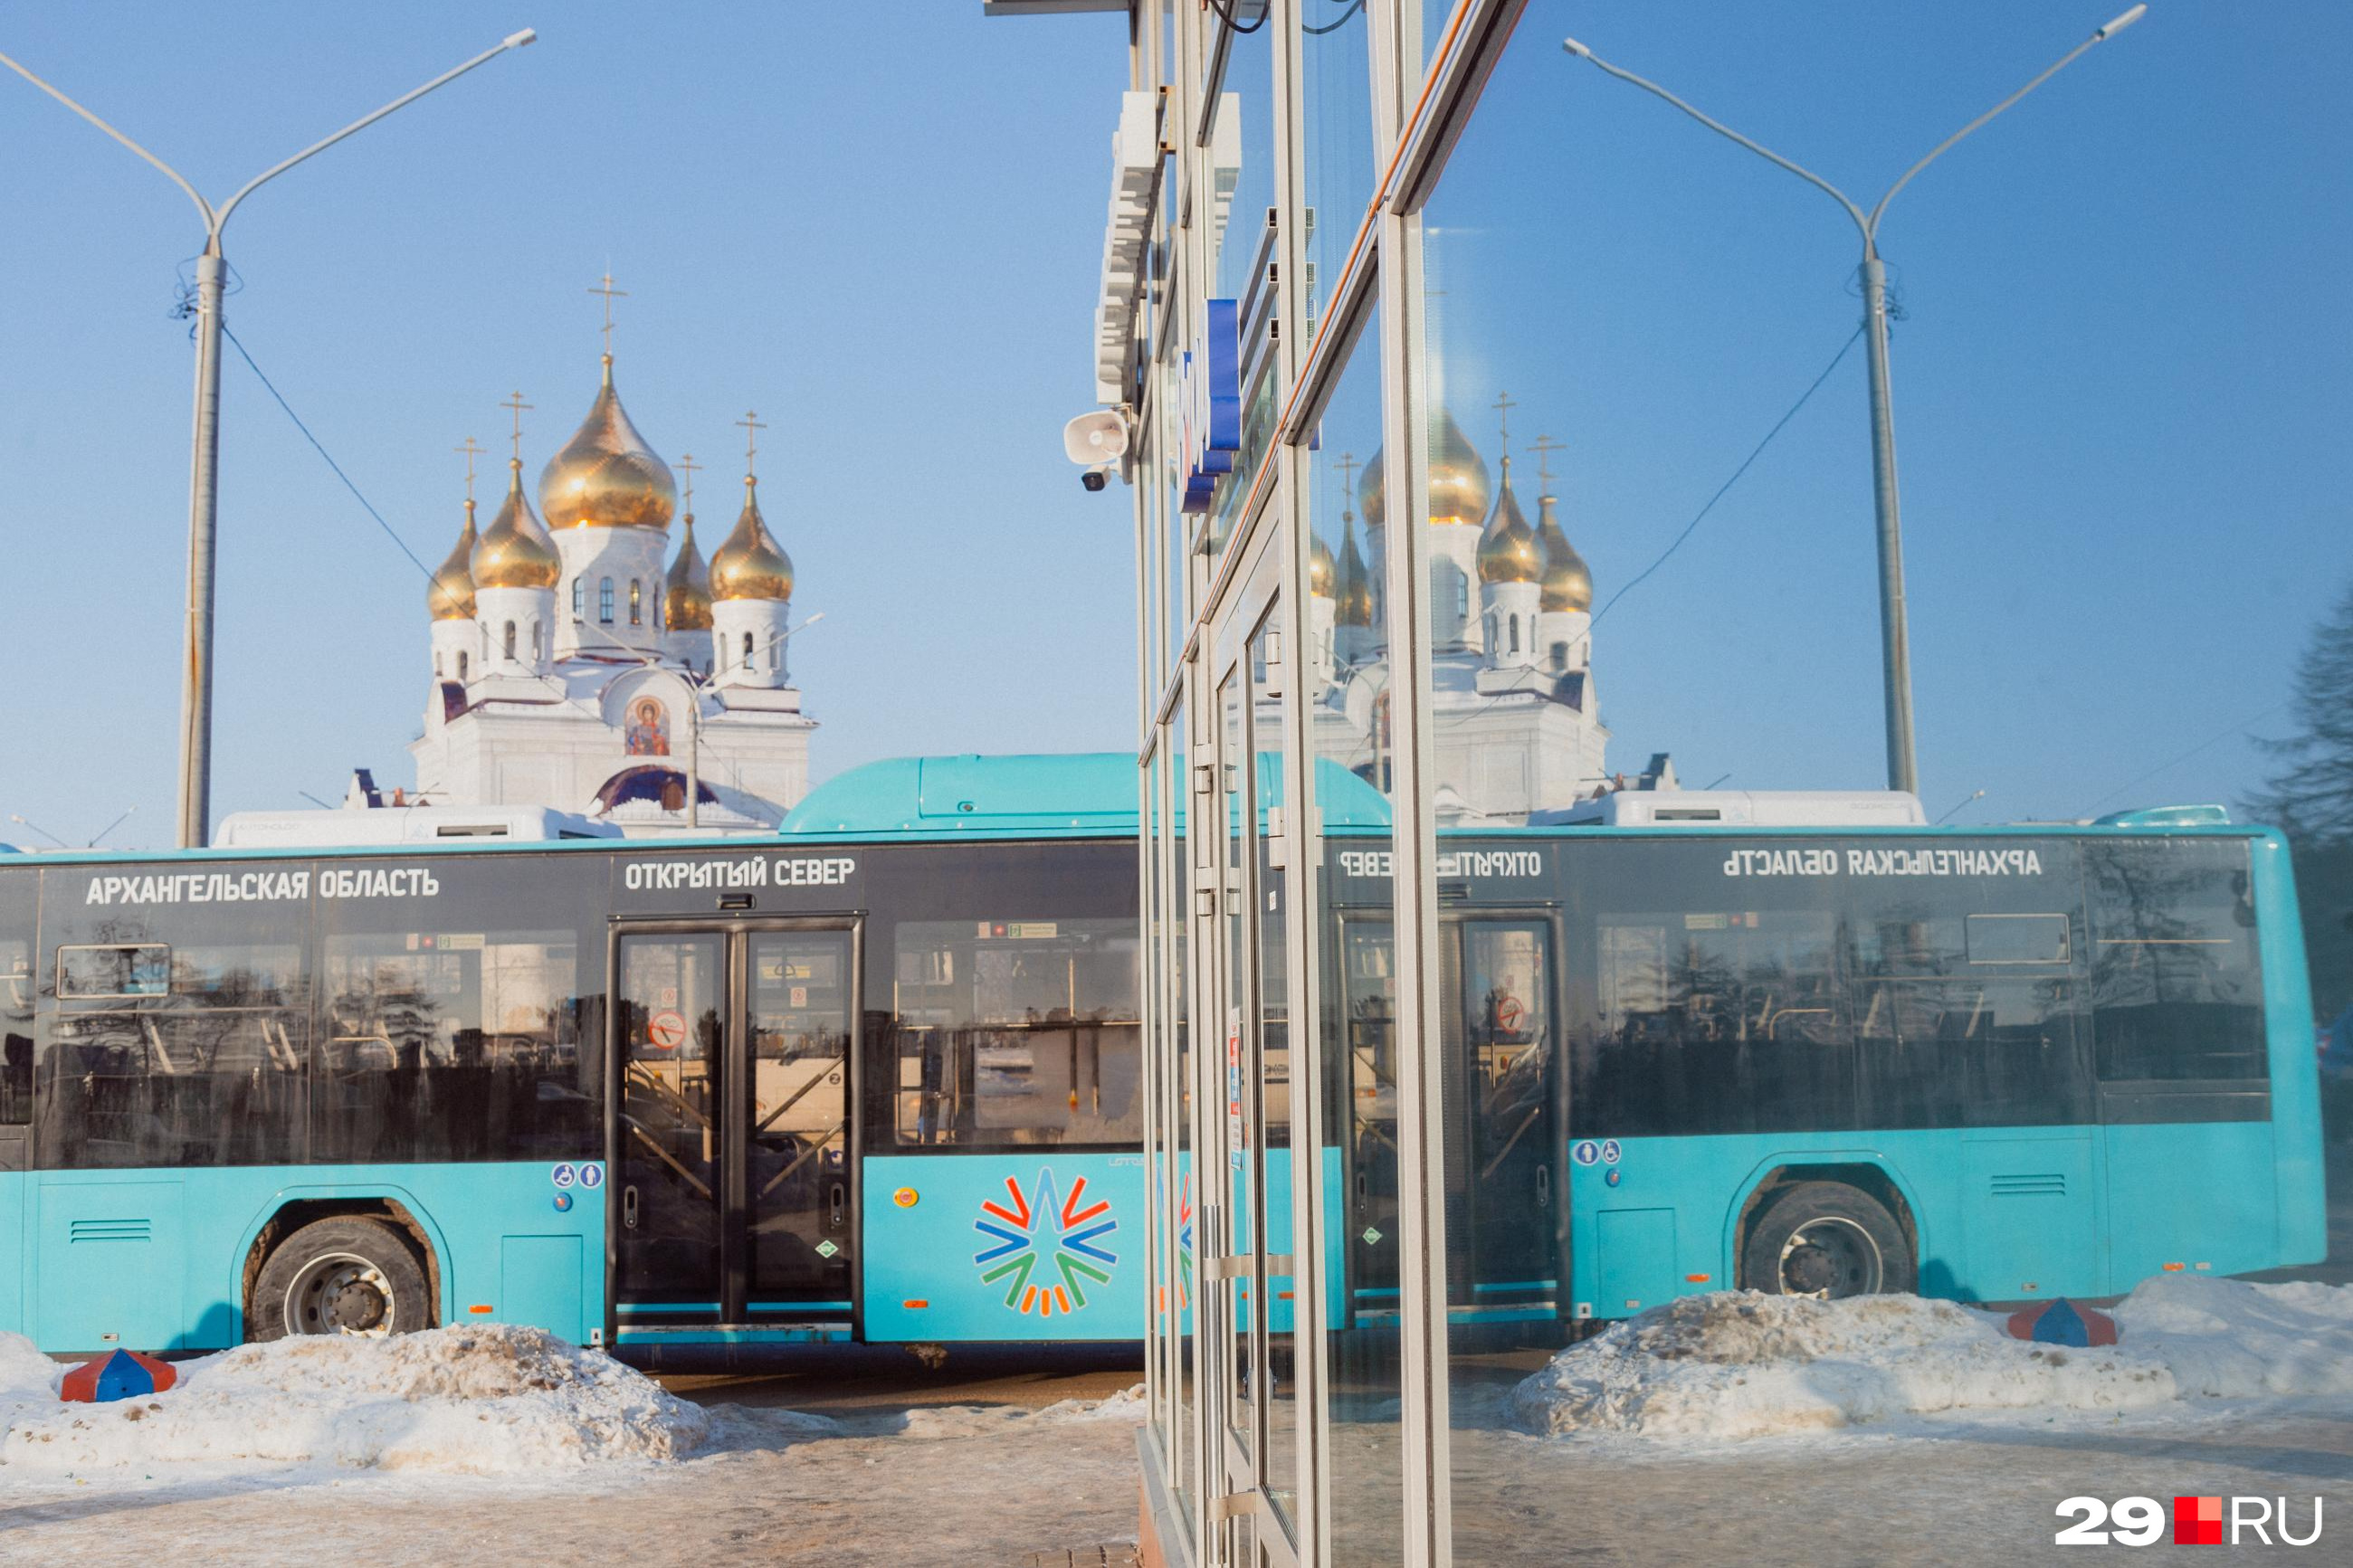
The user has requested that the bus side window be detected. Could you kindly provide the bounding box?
[42,935,308,1169]
[2,936,30,1126]
[2085,840,2268,1082]
[890,918,1142,1146]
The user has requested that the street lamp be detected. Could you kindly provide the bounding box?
[0,29,538,849]
[1562,5,2147,795]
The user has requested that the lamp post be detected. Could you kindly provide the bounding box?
[0,30,538,848]
[1562,6,2147,795]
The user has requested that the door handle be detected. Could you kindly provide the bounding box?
[1536,1164,1551,1209]
[622,1183,640,1231]
[829,1181,845,1229]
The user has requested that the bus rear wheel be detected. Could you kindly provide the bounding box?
[251,1217,431,1341]
[1740,1182,1914,1300]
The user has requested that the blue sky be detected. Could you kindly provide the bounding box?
[0,4,2344,846]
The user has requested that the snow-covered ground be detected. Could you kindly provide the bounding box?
[0,1330,1145,1566]
[1510,1275,2353,1442]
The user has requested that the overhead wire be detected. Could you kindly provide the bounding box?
[220,324,438,584]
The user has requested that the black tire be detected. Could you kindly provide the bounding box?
[1739,1181,1915,1299]
[249,1216,432,1342]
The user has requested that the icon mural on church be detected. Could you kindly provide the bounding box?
[624,697,671,757]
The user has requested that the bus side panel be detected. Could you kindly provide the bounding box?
[1253,1146,1344,1335]
[2253,832,2329,1267]
[862,1152,1143,1341]
[1568,1130,2123,1318]
[2101,1122,2285,1286]
[27,1162,604,1355]
[0,1169,24,1335]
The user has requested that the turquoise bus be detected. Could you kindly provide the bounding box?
[0,753,1148,1358]
[0,753,2324,1360]
[1324,809,2329,1331]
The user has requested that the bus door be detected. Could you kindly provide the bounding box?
[1440,914,1562,1320]
[609,921,860,1335]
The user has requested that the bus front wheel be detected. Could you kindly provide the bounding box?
[251,1217,432,1341]
[1739,1182,1914,1300]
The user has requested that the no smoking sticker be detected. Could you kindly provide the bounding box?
[647,1009,688,1051]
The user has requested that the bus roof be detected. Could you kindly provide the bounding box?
[777,751,1394,838]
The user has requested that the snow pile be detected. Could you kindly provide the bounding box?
[2112,1275,2353,1399]
[1512,1277,2353,1441]
[1510,1291,2170,1440]
[899,1383,1147,1440]
[0,1325,712,1475]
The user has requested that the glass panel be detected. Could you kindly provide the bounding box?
[1300,0,1376,349]
[889,918,1141,1145]
[1172,690,1199,1528]
[2087,839,2267,1081]
[747,930,853,1303]
[1251,609,1298,1532]
[614,932,725,1308]
[1219,663,1254,1459]
[0,872,30,1125]
[1301,297,1403,1563]
[34,865,310,1169]
[313,853,604,1165]
[1204,5,1277,557]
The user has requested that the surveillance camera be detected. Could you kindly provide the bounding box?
[1081,466,1109,493]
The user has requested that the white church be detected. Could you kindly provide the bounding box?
[1310,406,1621,823]
[410,328,814,836]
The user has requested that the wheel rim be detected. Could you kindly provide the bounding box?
[284,1251,397,1336]
[1776,1217,1883,1298]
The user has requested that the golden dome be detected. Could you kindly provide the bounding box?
[665,511,715,630]
[537,357,676,531]
[1309,533,1336,599]
[710,478,794,602]
[1476,458,1544,584]
[1358,407,1489,531]
[1335,518,1374,629]
[472,460,561,591]
[427,498,478,621]
[1536,492,1593,613]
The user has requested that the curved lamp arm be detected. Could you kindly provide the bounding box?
[0,29,534,250]
[215,30,535,241]
[1562,36,1868,242]
[1868,6,2143,236]
[0,51,214,229]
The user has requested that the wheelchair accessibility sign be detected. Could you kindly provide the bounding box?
[1570,1140,1623,1168]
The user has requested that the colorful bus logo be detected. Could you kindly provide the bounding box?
[972,1168,1119,1318]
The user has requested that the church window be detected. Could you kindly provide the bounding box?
[1550,641,1569,671]
[1454,574,1470,622]
[743,632,756,670]
[572,577,584,616]
[599,578,614,624]
[502,622,517,660]
[433,651,443,677]
[1485,612,1497,650]
[629,579,642,625]
[530,620,542,662]
[458,651,470,680]
[1508,615,1519,654]
[770,640,780,672]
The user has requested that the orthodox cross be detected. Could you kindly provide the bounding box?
[1492,389,1518,463]
[589,272,627,357]
[676,452,700,513]
[500,392,533,463]
[736,410,768,478]
[1529,433,1566,492]
[453,436,485,503]
[1333,450,1359,521]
